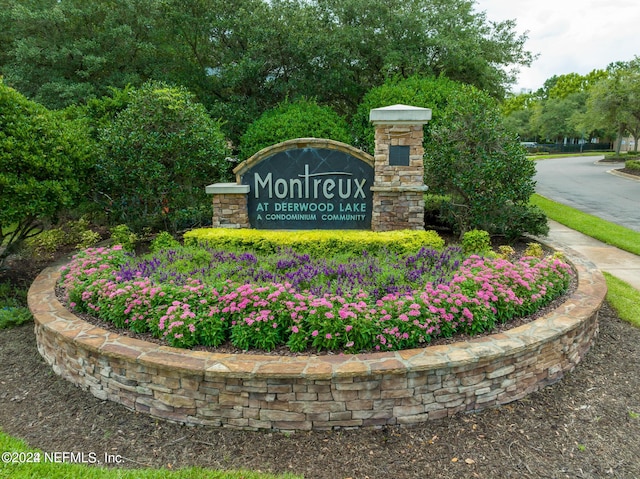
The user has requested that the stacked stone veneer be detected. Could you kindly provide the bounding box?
[29,249,605,432]
[206,184,250,229]
[370,122,428,231]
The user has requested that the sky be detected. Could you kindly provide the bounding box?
[474,0,640,93]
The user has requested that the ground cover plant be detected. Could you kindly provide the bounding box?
[58,233,573,353]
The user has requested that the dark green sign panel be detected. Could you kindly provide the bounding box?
[240,148,373,230]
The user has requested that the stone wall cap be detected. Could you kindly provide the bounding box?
[371,185,429,192]
[370,104,433,124]
[206,183,250,195]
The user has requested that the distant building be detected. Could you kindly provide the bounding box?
[615,136,637,153]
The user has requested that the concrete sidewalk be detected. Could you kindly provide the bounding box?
[541,220,640,291]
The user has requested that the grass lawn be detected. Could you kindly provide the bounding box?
[528,152,607,160]
[603,272,640,329]
[532,193,640,329]
[531,194,640,256]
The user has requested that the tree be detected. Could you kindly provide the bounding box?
[97,82,232,233]
[530,92,587,143]
[0,79,93,264]
[586,59,640,154]
[1,0,166,109]
[2,0,535,144]
[503,70,611,145]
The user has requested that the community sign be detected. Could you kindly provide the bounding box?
[236,142,374,230]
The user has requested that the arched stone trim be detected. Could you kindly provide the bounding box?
[233,138,374,179]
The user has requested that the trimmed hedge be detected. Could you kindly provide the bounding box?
[625,159,640,171]
[183,228,445,256]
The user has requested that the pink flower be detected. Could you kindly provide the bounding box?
[292,326,299,333]
[311,330,319,337]
[325,333,332,340]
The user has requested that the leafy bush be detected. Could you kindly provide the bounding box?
[423,193,452,227]
[97,81,232,233]
[22,218,101,260]
[462,230,491,256]
[353,76,547,240]
[109,224,138,252]
[150,231,181,253]
[0,306,32,329]
[22,229,66,261]
[183,228,445,256]
[238,98,351,159]
[352,75,460,154]
[0,79,94,265]
[626,159,640,171]
[424,84,548,239]
[524,242,545,258]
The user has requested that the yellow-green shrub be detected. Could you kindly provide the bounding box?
[183,229,445,256]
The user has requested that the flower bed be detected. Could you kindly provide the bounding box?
[59,244,574,354]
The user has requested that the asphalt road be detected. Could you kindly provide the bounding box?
[534,156,640,232]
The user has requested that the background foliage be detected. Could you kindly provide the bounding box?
[97,81,232,233]
[0,79,93,265]
[424,84,547,238]
[0,0,533,145]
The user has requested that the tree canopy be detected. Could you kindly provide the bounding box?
[501,60,639,148]
[1,0,534,143]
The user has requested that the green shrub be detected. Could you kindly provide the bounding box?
[353,76,547,240]
[352,75,460,154]
[0,79,94,265]
[21,218,101,260]
[109,224,138,252]
[0,281,27,309]
[0,306,32,329]
[76,229,102,249]
[150,231,181,253]
[239,98,351,159]
[424,84,547,239]
[184,228,445,256]
[524,242,545,258]
[462,230,491,255]
[97,81,232,233]
[497,245,516,260]
[625,159,640,171]
[22,229,67,261]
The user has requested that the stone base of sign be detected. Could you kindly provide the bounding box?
[371,187,428,231]
[29,248,605,432]
[206,184,250,229]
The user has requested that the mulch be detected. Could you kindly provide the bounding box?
[2,254,640,478]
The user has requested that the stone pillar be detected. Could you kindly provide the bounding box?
[369,104,432,232]
[205,183,250,228]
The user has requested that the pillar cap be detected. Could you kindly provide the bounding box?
[369,104,432,125]
[206,183,250,195]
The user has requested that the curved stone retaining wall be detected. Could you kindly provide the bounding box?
[28,250,605,432]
